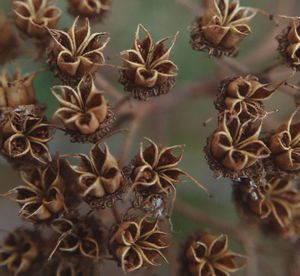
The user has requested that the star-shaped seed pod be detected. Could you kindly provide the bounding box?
[215,76,276,120]
[190,0,256,57]
[109,216,169,273]
[183,232,246,276]
[50,214,102,260]
[119,24,178,100]
[68,0,111,21]
[233,175,300,228]
[0,67,36,112]
[0,229,41,275]
[47,17,110,85]
[13,0,61,39]
[52,77,115,143]
[130,138,207,200]
[69,142,125,208]
[205,114,270,178]
[269,110,300,172]
[277,19,300,71]
[0,16,19,65]
[0,105,54,167]
[5,158,67,223]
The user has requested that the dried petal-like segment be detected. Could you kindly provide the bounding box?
[69,142,126,208]
[190,0,256,57]
[109,216,169,273]
[5,158,66,223]
[205,114,270,178]
[52,77,115,143]
[183,232,246,276]
[13,0,61,39]
[269,110,300,172]
[0,105,54,167]
[0,67,36,112]
[50,214,102,260]
[277,19,300,71]
[0,229,41,275]
[68,0,111,21]
[233,175,300,229]
[119,24,178,100]
[0,16,19,64]
[215,75,276,120]
[47,17,110,85]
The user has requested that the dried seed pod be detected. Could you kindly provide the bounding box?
[277,19,300,71]
[69,142,126,208]
[0,105,54,167]
[47,17,110,85]
[109,216,169,273]
[50,214,102,260]
[68,0,111,21]
[190,0,256,57]
[0,16,19,64]
[0,228,41,275]
[269,110,300,172]
[13,0,61,39]
[119,24,178,100]
[233,175,300,228]
[215,75,276,120]
[130,138,206,198]
[183,232,246,276]
[5,158,66,223]
[0,67,36,112]
[52,77,115,143]
[205,114,270,178]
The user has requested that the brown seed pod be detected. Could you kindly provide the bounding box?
[215,75,276,121]
[182,232,246,276]
[119,24,178,100]
[190,0,256,57]
[109,216,169,273]
[205,113,270,179]
[47,17,110,85]
[50,214,102,260]
[68,0,112,21]
[0,105,54,167]
[4,158,68,223]
[0,228,42,275]
[277,19,300,71]
[13,0,61,39]
[0,67,36,112]
[0,16,19,64]
[69,142,126,209]
[52,76,115,143]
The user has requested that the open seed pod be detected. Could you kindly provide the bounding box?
[47,17,110,85]
[52,76,115,143]
[0,228,42,275]
[50,214,102,260]
[13,0,61,39]
[190,0,256,57]
[119,24,178,100]
[215,75,276,121]
[182,232,246,276]
[277,19,300,71]
[5,158,68,223]
[109,216,169,273]
[0,67,36,112]
[205,113,270,179]
[268,109,300,172]
[0,105,54,168]
[69,142,126,208]
[68,0,112,21]
[0,15,19,64]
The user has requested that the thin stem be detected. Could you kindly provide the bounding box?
[96,74,123,100]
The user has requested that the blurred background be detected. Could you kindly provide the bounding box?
[0,0,300,275]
